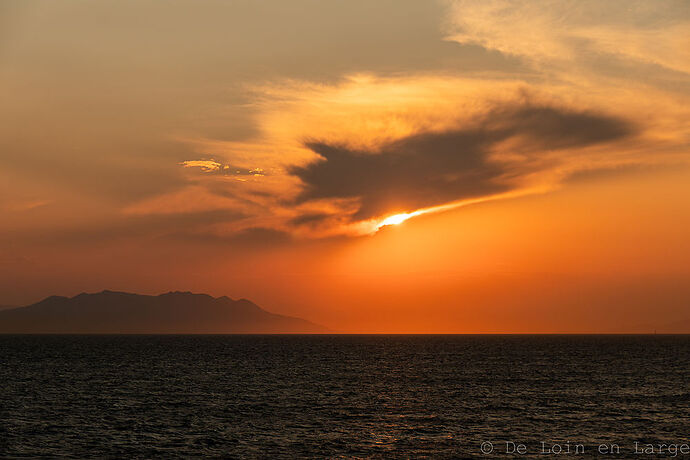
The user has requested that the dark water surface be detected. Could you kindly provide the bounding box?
[1,335,689,458]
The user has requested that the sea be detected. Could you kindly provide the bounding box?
[1,335,689,458]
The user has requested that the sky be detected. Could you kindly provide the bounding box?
[1,0,689,332]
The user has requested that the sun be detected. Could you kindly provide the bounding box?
[379,212,413,227]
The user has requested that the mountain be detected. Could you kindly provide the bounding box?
[0,290,328,334]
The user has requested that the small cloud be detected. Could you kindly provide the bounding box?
[181,160,268,177]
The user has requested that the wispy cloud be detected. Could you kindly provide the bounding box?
[445,0,690,76]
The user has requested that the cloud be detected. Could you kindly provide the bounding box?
[445,0,690,77]
[180,160,222,172]
[175,69,687,237]
[290,103,635,220]
[181,159,267,177]
[146,49,690,241]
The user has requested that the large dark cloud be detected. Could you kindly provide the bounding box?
[290,104,635,219]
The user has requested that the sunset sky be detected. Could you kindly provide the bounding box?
[1,0,689,332]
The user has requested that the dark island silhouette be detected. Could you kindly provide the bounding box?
[0,290,328,334]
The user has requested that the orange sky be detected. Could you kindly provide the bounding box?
[1,1,689,332]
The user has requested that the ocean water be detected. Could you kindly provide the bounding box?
[1,335,689,458]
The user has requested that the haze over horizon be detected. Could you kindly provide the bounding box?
[1,0,689,333]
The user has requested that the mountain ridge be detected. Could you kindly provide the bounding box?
[0,290,328,334]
